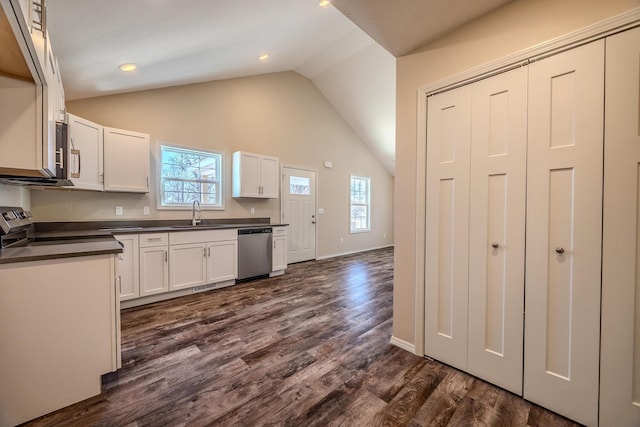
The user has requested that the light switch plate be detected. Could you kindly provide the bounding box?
[143,206,150,215]
[318,208,325,214]
[115,206,123,216]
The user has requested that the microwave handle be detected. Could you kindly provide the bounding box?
[70,148,81,178]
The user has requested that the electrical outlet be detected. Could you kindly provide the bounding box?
[143,206,150,215]
[115,206,123,216]
[250,207,255,214]
[340,237,344,243]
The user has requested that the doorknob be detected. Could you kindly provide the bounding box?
[555,247,565,254]
[311,221,316,224]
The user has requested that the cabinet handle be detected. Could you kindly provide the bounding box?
[165,250,168,262]
[148,237,162,242]
[491,242,499,249]
[118,275,122,293]
[208,247,211,257]
[204,247,207,258]
[55,147,64,170]
[555,247,565,255]
[70,148,81,178]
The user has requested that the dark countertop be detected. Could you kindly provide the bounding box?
[0,236,123,265]
[0,218,289,265]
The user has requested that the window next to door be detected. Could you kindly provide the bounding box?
[159,144,224,209]
[350,175,370,233]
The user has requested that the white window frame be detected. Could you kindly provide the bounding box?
[350,174,371,233]
[157,143,225,210]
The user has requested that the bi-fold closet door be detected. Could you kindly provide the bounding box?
[425,65,527,395]
[425,39,604,426]
[600,26,640,427]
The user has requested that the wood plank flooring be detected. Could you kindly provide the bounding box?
[23,248,581,426]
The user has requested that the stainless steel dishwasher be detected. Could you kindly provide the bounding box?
[237,227,273,280]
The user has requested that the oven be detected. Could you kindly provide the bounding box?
[0,207,34,248]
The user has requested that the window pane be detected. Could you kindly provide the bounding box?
[289,176,310,195]
[160,145,223,208]
[350,175,370,232]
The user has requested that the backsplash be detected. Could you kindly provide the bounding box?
[0,183,30,209]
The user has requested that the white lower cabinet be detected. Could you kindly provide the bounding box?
[0,255,119,426]
[423,33,633,426]
[114,234,140,301]
[170,243,207,291]
[139,233,169,297]
[271,226,288,275]
[206,240,237,283]
[120,230,239,303]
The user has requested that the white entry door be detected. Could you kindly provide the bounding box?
[524,40,604,427]
[282,167,316,263]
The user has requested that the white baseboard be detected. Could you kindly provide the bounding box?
[315,244,394,261]
[390,336,417,354]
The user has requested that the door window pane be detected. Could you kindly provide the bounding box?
[290,176,310,195]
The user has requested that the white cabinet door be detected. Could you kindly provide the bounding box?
[600,26,640,427]
[170,243,207,290]
[233,151,261,197]
[424,84,471,371]
[272,227,288,273]
[103,127,150,193]
[524,40,604,427]
[114,234,139,301]
[67,114,104,191]
[139,246,169,296]
[206,240,237,283]
[260,155,279,198]
[467,66,527,395]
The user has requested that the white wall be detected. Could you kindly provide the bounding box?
[30,71,394,258]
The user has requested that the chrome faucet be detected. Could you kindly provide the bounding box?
[192,200,201,226]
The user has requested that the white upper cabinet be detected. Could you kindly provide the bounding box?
[67,114,104,191]
[232,151,279,198]
[103,127,150,193]
[0,0,61,178]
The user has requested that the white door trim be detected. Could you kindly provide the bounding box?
[281,163,319,261]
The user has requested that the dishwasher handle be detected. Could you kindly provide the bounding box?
[238,227,272,235]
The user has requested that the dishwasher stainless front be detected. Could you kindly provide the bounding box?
[237,227,273,280]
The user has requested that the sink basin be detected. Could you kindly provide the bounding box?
[167,225,197,229]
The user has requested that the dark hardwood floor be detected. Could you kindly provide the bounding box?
[24,247,580,426]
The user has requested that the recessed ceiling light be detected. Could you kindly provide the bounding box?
[258,54,269,61]
[119,63,137,72]
[318,0,330,7]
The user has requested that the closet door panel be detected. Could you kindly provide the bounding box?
[601,26,640,427]
[524,40,604,427]
[468,66,527,395]
[425,85,471,370]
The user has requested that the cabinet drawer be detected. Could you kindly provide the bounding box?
[169,229,237,245]
[273,226,287,237]
[139,233,169,247]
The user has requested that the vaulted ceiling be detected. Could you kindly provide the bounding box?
[46,0,512,175]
